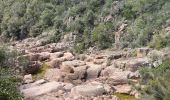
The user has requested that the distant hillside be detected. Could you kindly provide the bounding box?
[0,0,170,52]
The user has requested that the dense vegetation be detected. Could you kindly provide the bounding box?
[0,48,23,100]
[0,0,170,52]
[138,60,170,100]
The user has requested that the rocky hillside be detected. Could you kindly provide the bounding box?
[0,0,170,52]
[6,36,169,100]
[0,0,170,100]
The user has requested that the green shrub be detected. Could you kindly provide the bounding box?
[0,48,5,64]
[149,31,170,49]
[92,22,114,49]
[138,60,170,100]
[0,47,24,100]
[74,42,85,54]
[48,29,61,43]
[0,68,22,100]
[121,5,136,19]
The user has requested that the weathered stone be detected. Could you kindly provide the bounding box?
[125,58,151,72]
[64,83,74,92]
[107,53,122,60]
[103,84,115,94]
[114,58,151,72]
[71,79,83,85]
[71,82,106,97]
[128,71,140,79]
[114,60,127,69]
[60,64,74,73]
[21,79,47,90]
[101,66,119,77]
[77,54,87,61]
[85,56,94,62]
[63,52,75,61]
[44,69,63,81]
[47,59,61,68]
[107,71,129,85]
[73,66,87,80]
[93,59,105,65]
[28,53,40,61]
[38,52,50,61]
[86,64,102,79]
[22,81,63,99]
[24,74,33,84]
[50,52,64,60]
[31,79,46,87]
[64,73,78,82]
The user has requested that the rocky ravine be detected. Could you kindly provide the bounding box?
[9,37,170,100]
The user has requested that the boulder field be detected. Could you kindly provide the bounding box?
[10,37,170,100]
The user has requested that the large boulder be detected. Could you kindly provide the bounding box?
[107,71,129,85]
[60,64,74,73]
[73,66,87,80]
[101,66,120,77]
[64,74,83,84]
[38,52,50,61]
[63,52,75,61]
[47,59,61,68]
[44,69,63,81]
[125,58,151,72]
[114,58,151,72]
[50,52,64,60]
[22,81,63,99]
[63,83,74,92]
[63,66,87,84]
[70,82,106,97]
[86,64,102,79]
[27,53,40,61]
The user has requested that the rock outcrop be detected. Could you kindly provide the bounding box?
[9,37,167,100]
[22,81,63,99]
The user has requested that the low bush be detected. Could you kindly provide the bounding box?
[149,31,170,49]
[0,47,23,100]
[0,68,22,100]
[137,60,170,100]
